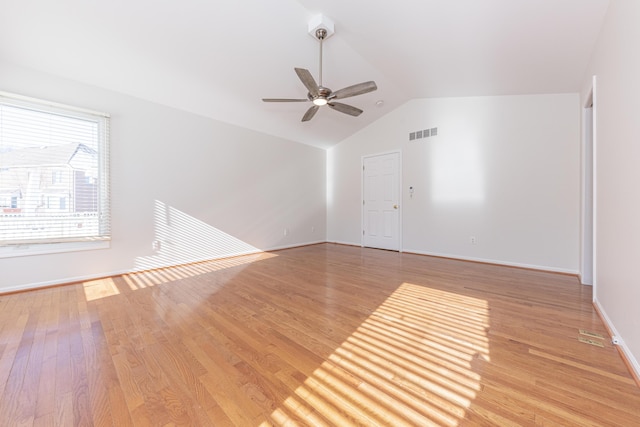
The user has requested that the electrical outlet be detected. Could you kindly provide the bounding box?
[284,228,289,236]
[470,236,477,244]
[311,226,315,233]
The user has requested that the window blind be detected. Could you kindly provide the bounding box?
[0,92,110,246]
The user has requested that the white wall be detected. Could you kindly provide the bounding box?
[328,94,581,272]
[0,61,326,292]
[582,0,640,376]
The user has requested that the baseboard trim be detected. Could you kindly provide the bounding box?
[593,298,640,388]
[0,240,326,295]
[328,240,362,247]
[1,241,582,294]
[267,240,326,252]
[402,248,579,275]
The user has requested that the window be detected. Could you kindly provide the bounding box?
[0,91,110,251]
[51,170,62,184]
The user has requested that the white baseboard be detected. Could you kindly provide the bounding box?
[328,240,361,247]
[402,248,580,275]
[1,240,327,294]
[267,240,326,251]
[2,242,581,293]
[1,268,134,294]
[328,244,579,274]
[593,298,640,381]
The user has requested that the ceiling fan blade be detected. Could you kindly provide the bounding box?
[295,68,320,97]
[331,81,378,100]
[327,102,363,117]
[301,105,320,122]
[262,98,309,102]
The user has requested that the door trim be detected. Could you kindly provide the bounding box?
[361,150,402,252]
[581,76,597,294]
[581,89,594,286]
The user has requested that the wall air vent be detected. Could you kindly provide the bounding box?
[408,126,438,141]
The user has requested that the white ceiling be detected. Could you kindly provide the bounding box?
[0,0,610,149]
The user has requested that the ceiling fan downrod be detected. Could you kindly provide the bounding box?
[316,28,327,87]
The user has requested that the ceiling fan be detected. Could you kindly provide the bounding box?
[262,28,378,122]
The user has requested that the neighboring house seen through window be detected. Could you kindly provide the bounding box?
[0,91,110,252]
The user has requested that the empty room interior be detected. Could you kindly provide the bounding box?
[1,0,640,425]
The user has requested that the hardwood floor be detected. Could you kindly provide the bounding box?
[1,243,639,426]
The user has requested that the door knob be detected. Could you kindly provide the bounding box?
[393,204,398,209]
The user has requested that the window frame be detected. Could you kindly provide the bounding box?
[0,91,111,258]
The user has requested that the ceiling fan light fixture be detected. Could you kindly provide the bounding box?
[313,97,328,106]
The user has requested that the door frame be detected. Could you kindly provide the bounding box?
[581,75,597,292]
[361,150,402,251]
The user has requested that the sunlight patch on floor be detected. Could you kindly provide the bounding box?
[269,282,490,426]
[82,277,119,301]
[125,251,276,290]
[83,251,277,301]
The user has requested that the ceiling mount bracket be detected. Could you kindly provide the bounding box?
[308,14,334,40]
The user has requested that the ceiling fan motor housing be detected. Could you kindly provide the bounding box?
[311,86,332,106]
[317,86,332,98]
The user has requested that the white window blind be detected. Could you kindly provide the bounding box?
[0,92,110,246]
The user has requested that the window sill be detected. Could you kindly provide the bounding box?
[0,239,110,258]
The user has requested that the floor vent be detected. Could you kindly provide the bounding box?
[578,336,604,347]
[579,329,604,339]
[578,329,605,347]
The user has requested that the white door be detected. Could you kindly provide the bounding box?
[362,152,400,251]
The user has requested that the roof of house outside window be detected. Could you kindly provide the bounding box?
[0,143,96,169]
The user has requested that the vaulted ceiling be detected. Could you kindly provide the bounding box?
[0,0,610,148]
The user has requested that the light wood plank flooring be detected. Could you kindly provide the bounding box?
[1,243,639,426]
